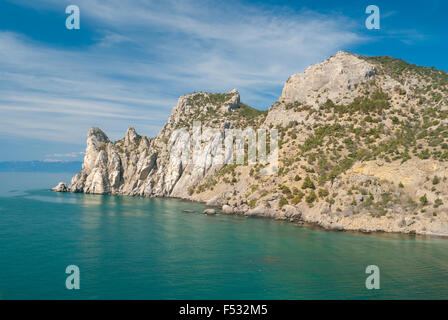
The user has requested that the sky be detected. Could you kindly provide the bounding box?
[0,0,447,161]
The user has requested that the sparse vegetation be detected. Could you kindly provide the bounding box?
[306,190,317,204]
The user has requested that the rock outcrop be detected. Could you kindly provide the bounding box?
[51,182,68,192]
[281,51,377,106]
[67,89,243,198]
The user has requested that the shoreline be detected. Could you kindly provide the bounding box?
[54,187,448,239]
[221,206,448,239]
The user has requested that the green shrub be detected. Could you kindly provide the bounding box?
[249,199,257,209]
[432,176,440,185]
[301,176,315,190]
[306,190,317,204]
[279,197,288,208]
[318,188,329,198]
[434,198,443,208]
[279,185,292,195]
[420,194,429,206]
[291,191,304,204]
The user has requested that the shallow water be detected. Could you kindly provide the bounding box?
[0,172,447,299]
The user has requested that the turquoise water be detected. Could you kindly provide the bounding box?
[0,172,447,299]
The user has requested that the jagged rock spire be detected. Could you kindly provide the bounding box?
[125,127,140,146]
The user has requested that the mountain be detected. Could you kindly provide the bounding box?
[0,160,82,173]
[54,51,448,235]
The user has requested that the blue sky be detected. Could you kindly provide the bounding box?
[0,0,447,161]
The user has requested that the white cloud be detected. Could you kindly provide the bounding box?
[0,0,365,145]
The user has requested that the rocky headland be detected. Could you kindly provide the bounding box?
[54,51,448,236]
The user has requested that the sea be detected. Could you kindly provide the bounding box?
[0,172,447,299]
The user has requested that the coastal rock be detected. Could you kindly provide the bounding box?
[206,196,225,207]
[246,207,279,218]
[203,209,216,215]
[282,205,302,220]
[222,205,234,214]
[331,223,345,231]
[51,182,68,192]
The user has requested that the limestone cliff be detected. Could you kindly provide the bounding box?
[56,51,448,236]
[67,89,244,198]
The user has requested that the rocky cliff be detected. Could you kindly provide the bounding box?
[55,51,448,236]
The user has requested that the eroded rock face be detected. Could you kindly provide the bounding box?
[280,51,377,106]
[67,89,241,197]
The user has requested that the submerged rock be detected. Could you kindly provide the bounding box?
[182,209,197,214]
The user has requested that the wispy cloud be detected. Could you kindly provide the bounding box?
[0,0,365,146]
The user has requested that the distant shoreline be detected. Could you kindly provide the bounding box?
[0,161,82,173]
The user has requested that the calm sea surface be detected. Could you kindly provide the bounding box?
[0,172,447,299]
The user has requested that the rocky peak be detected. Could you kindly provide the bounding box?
[86,127,109,154]
[225,89,240,112]
[88,127,109,144]
[163,89,241,132]
[280,51,377,106]
[83,127,110,172]
[125,127,140,146]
